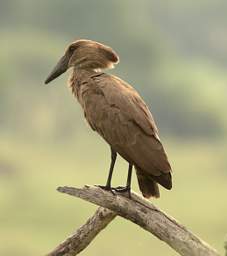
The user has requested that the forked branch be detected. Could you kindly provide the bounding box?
[47,185,220,256]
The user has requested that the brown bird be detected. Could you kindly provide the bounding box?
[45,39,172,198]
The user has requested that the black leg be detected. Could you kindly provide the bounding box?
[126,163,133,189]
[97,147,117,191]
[105,147,117,188]
[114,163,133,197]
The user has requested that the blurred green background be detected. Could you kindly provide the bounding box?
[1,1,227,255]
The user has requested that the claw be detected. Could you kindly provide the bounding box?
[95,185,116,195]
[114,186,131,198]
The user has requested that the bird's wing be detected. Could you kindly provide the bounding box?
[99,75,159,136]
[86,73,171,176]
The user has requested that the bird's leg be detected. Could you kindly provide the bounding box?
[114,163,132,197]
[96,147,117,192]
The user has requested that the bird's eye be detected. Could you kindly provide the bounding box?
[69,46,75,52]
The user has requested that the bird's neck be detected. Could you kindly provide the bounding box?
[68,68,103,98]
[74,68,98,80]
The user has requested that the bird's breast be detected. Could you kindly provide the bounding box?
[68,75,87,108]
[69,77,104,132]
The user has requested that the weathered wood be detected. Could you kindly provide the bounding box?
[47,207,116,256]
[54,185,219,256]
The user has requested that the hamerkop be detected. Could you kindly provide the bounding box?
[45,39,172,198]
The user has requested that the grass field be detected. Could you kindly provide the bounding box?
[0,134,227,256]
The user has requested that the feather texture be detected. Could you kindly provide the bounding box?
[69,69,172,196]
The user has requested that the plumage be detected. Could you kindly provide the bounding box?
[45,39,172,198]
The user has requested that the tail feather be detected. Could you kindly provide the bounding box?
[135,167,160,198]
[135,166,172,198]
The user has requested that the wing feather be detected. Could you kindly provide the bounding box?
[83,73,171,176]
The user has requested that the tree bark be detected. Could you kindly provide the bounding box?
[47,207,116,256]
[47,185,220,256]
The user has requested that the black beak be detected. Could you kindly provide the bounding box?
[45,54,70,84]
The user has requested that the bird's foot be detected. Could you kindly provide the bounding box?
[114,186,131,198]
[95,185,116,195]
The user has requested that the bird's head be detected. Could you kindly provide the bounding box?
[45,39,119,84]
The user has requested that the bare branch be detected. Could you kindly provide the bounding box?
[47,207,116,256]
[53,185,219,256]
